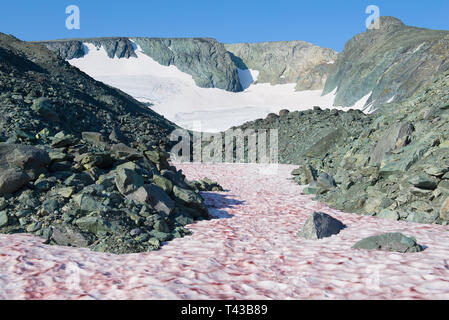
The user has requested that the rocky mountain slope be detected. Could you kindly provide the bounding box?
[241,70,448,226]
[0,32,222,254]
[225,41,338,90]
[323,16,449,110]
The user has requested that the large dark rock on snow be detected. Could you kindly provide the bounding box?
[298,212,346,240]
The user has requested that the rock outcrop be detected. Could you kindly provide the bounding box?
[322,16,449,110]
[225,41,338,90]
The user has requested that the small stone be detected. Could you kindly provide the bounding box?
[130,228,142,236]
[377,209,400,221]
[440,196,449,221]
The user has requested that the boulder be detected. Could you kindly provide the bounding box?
[0,211,8,228]
[80,153,113,170]
[316,173,336,190]
[73,193,107,213]
[379,134,434,177]
[51,224,90,248]
[0,169,30,196]
[82,132,109,146]
[408,174,439,190]
[370,121,414,166]
[127,184,175,215]
[305,128,348,158]
[297,212,346,240]
[74,216,113,235]
[0,143,50,172]
[173,185,205,210]
[144,149,170,170]
[377,209,399,221]
[352,233,423,253]
[152,174,173,194]
[115,168,144,195]
[279,109,290,117]
[51,132,77,148]
[111,143,142,160]
[31,97,59,122]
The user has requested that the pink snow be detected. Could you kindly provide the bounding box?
[1,163,449,300]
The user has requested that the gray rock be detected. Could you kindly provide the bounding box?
[73,193,106,213]
[370,121,414,166]
[173,185,204,208]
[0,169,30,196]
[115,168,144,195]
[408,174,439,190]
[298,212,346,240]
[64,173,94,187]
[127,184,175,215]
[152,174,173,194]
[82,132,109,146]
[377,209,399,221]
[316,173,336,190]
[74,216,112,235]
[352,233,424,253]
[0,211,8,228]
[52,224,90,247]
[31,97,59,122]
[0,143,50,172]
[439,196,449,221]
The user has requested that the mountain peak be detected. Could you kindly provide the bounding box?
[367,16,405,31]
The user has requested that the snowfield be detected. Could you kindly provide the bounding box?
[2,163,449,300]
[68,43,371,132]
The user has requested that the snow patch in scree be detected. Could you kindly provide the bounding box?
[69,42,364,132]
[2,163,449,300]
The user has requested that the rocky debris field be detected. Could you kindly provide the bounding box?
[2,163,449,300]
[290,70,449,226]
[0,131,224,254]
[234,69,449,226]
[0,32,229,254]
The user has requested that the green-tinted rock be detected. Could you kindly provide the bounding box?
[352,233,424,253]
[0,211,8,228]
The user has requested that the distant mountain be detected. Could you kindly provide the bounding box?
[225,41,338,90]
[323,16,449,111]
[39,37,243,92]
[38,37,338,94]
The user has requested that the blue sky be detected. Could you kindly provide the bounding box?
[0,0,448,51]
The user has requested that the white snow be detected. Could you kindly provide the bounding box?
[69,42,371,132]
